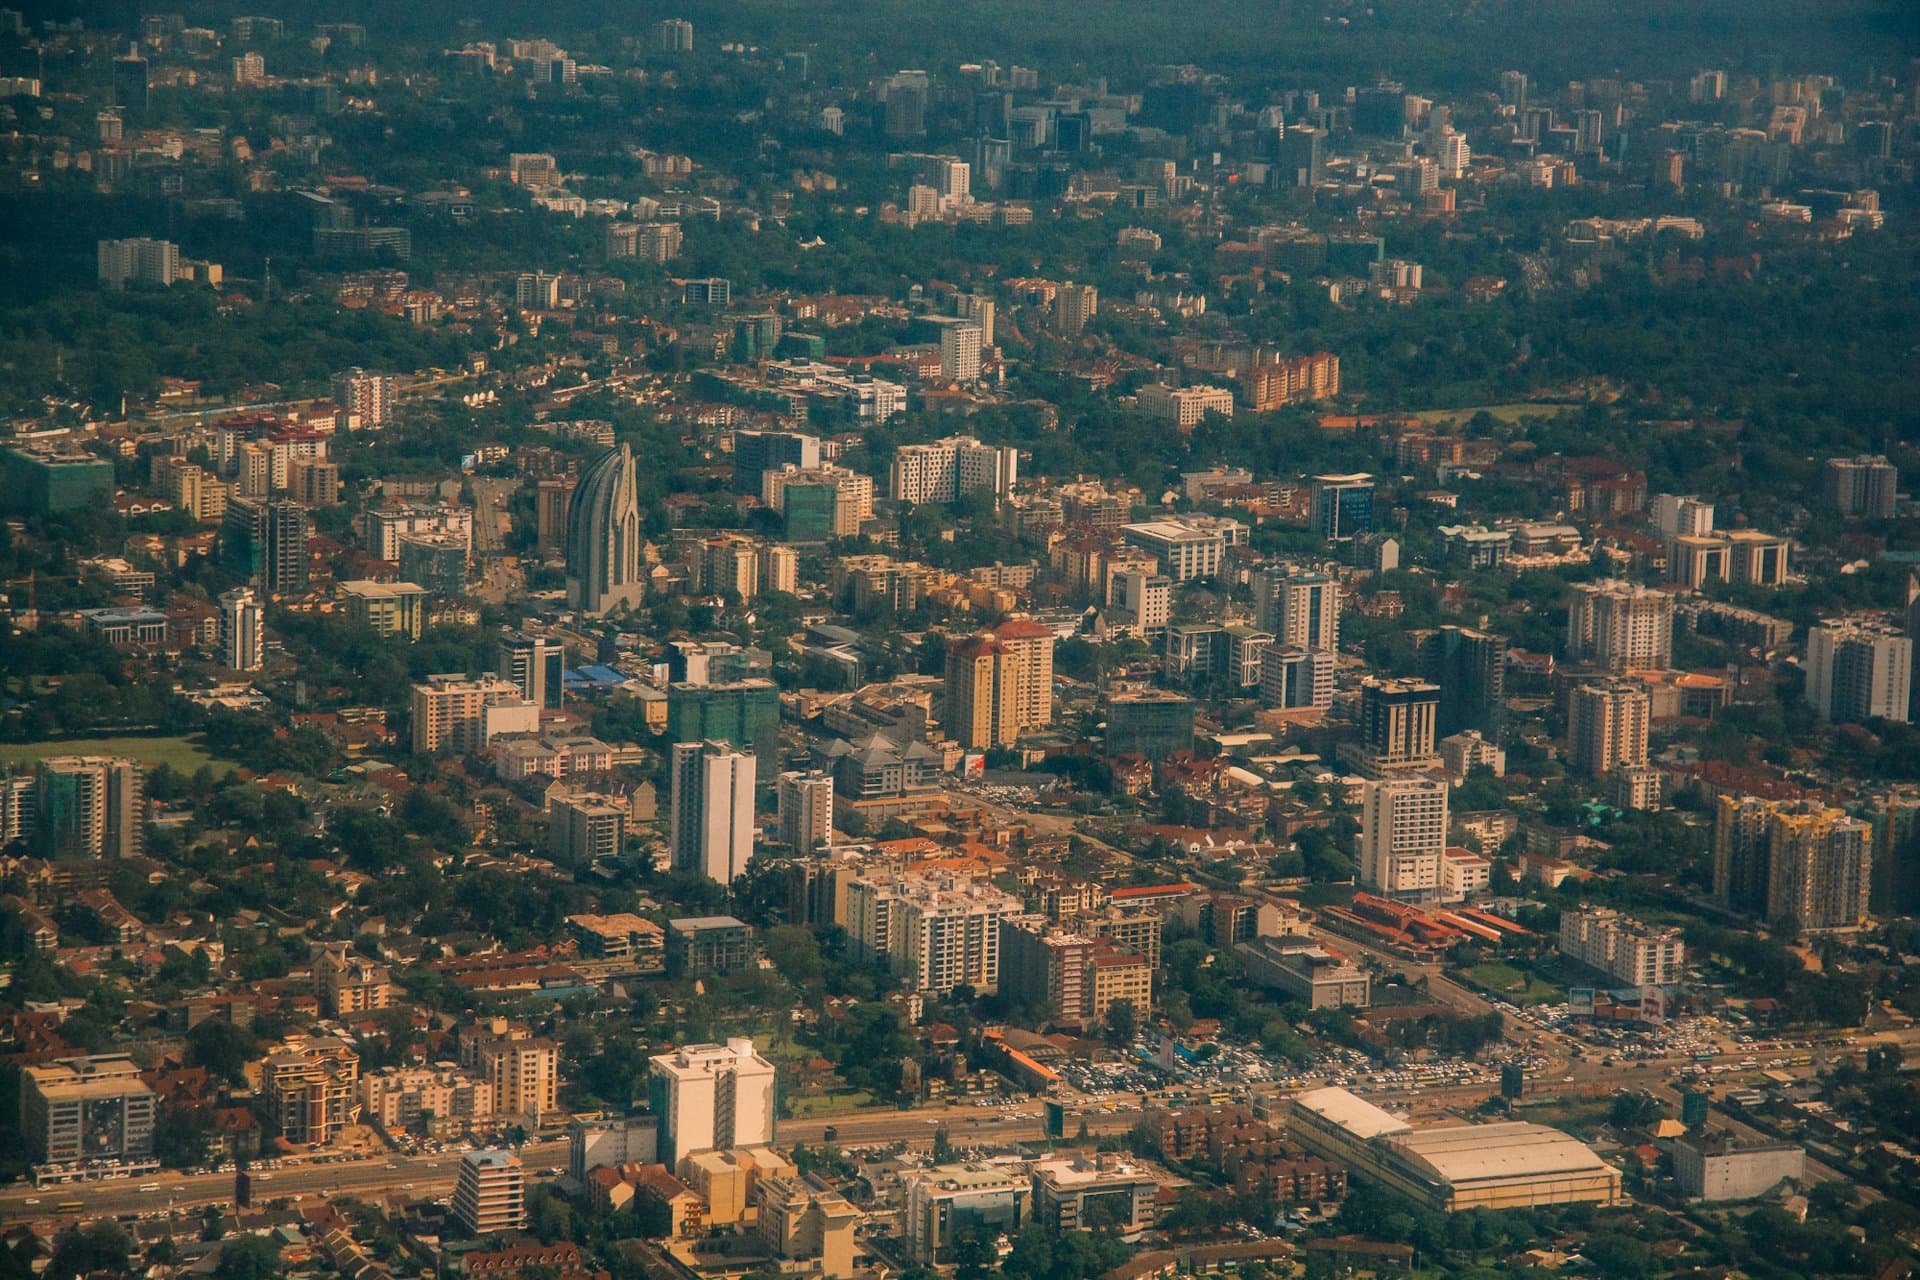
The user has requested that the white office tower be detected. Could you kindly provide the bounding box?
[649,1038,777,1164]
[1360,777,1449,902]
[776,770,834,851]
[939,324,983,381]
[218,587,264,670]
[671,740,757,885]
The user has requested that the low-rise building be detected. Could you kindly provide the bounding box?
[1673,1130,1806,1201]
[1237,937,1371,1008]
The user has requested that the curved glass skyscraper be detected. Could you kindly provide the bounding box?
[566,443,646,614]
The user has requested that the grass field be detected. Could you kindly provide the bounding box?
[1458,960,1565,1007]
[0,735,230,775]
[1413,402,1579,425]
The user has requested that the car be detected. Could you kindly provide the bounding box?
[384,1163,397,1170]
[23,1198,38,1206]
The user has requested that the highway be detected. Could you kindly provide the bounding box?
[0,1140,568,1225]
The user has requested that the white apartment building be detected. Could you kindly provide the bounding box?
[1360,777,1449,902]
[1566,579,1674,671]
[939,324,983,381]
[1558,906,1685,987]
[649,1038,778,1164]
[847,873,1023,994]
[776,770,834,851]
[219,587,263,671]
[890,435,1020,504]
[1136,383,1235,429]
[1568,679,1650,776]
[1805,619,1912,724]
[410,675,539,755]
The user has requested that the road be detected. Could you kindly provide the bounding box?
[0,1140,568,1225]
[469,477,517,555]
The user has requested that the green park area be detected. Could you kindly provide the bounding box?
[1458,960,1566,1006]
[1413,402,1580,426]
[0,735,229,775]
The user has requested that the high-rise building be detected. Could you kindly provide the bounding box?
[1360,777,1449,902]
[1650,494,1715,538]
[474,1032,559,1123]
[1824,455,1899,519]
[776,771,834,851]
[1356,678,1440,770]
[1712,794,1777,916]
[1558,907,1684,987]
[670,741,756,885]
[1411,625,1508,736]
[649,1039,777,1164]
[1053,283,1098,336]
[1766,805,1873,931]
[654,18,694,51]
[733,429,821,496]
[999,919,1151,1031]
[453,1149,528,1235]
[1310,474,1375,540]
[699,535,760,602]
[111,55,150,112]
[219,587,264,671]
[848,873,1023,994]
[1260,645,1334,712]
[549,792,628,866]
[667,680,781,764]
[1805,619,1911,724]
[1568,679,1650,776]
[1253,563,1341,652]
[498,632,566,711]
[566,443,648,615]
[535,476,578,556]
[1102,688,1196,758]
[890,436,1019,505]
[944,634,1021,748]
[1276,126,1326,188]
[939,324,984,381]
[331,368,395,429]
[287,456,340,506]
[21,1055,157,1168]
[220,497,310,593]
[97,237,177,289]
[261,1036,360,1146]
[33,757,144,859]
[955,292,996,345]
[992,619,1056,733]
[1566,579,1673,672]
[410,675,539,755]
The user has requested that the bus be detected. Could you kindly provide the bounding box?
[56,1201,84,1213]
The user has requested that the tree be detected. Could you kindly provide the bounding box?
[187,1019,260,1086]
[213,1235,283,1280]
[1103,999,1140,1046]
[46,1223,130,1280]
